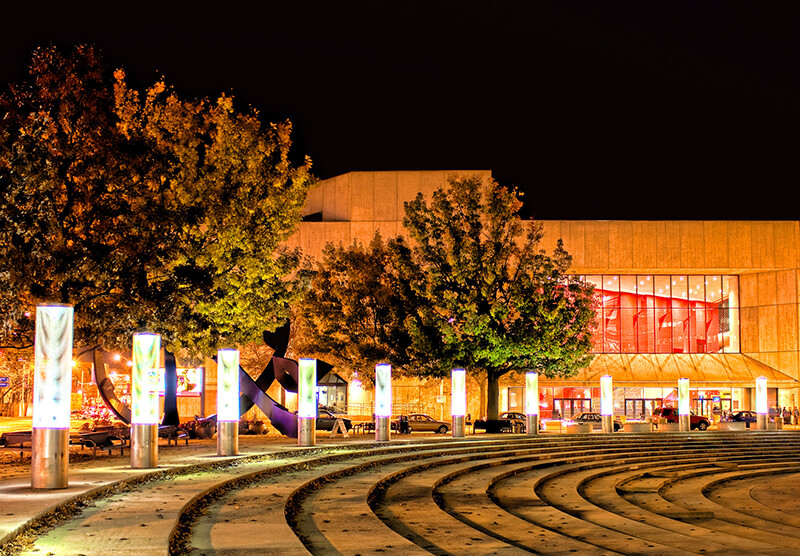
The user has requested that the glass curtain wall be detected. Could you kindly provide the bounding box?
[584,275,739,354]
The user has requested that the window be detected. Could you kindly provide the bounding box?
[583,274,740,354]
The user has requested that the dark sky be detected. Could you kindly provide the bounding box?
[2,2,799,220]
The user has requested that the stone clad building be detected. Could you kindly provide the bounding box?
[288,170,800,421]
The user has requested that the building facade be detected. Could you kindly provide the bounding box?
[288,170,800,421]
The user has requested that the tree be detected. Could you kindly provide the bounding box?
[297,175,596,419]
[399,175,596,419]
[0,45,314,356]
[296,233,418,385]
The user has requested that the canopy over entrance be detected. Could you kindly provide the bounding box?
[540,354,798,388]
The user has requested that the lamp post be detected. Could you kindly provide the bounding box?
[31,304,73,490]
[131,332,161,468]
[600,375,614,433]
[756,376,768,430]
[217,349,240,456]
[678,378,690,432]
[298,358,317,447]
[451,369,466,437]
[525,371,539,435]
[374,363,392,442]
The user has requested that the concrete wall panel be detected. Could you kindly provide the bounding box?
[608,221,634,271]
[728,222,753,269]
[632,221,658,270]
[657,222,681,270]
[373,172,399,221]
[704,221,729,269]
[680,221,705,269]
[349,172,373,222]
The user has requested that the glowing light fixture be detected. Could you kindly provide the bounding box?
[678,378,690,432]
[298,358,317,446]
[451,368,466,437]
[756,376,768,430]
[525,371,539,435]
[131,333,161,425]
[217,349,240,422]
[374,363,392,442]
[600,375,613,416]
[31,304,74,489]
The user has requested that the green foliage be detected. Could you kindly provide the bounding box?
[0,45,314,355]
[296,233,418,385]
[297,174,596,417]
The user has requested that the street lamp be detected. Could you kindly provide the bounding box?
[678,378,690,432]
[374,363,391,442]
[525,371,539,435]
[451,369,466,437]
[31,304,73,489]
[298,358,317,447]
[131,332,161,468]
[217,349,240,455]
[600,375,614,433]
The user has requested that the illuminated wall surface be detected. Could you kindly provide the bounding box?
[451,369,466,417]
[756,377,768,415]
[678,378,690,415]
[583,275,739,354]
[217,349,240,422]
[32,305,74,429]
[525,372,539,415]
[374,364,392,417]
[298,358,317,418]
[131,333,161,425]
[600,375,613,416]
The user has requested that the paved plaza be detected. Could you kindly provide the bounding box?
[2,430,800,555]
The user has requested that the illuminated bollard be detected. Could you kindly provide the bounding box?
[31,304,73,490]
[298,358,317,447]
[131,332,161,468]
[756,376,768,430]
[374,363,392,442]
[451,369,466,438]
[217,349,240,456]
[678,378,690,432]
[600,375,614,433]
[525,371,539,435]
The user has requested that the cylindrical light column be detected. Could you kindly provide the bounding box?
[217,349,240,456]
[600,375,614,433]
[451,369,466,437]
[31,304,73,490]
[525,371,539,435]
[131,332,161,468]
[298,358,317,447]
[756,376,768,430]
[374,363,392,442]
[678,378,690,432]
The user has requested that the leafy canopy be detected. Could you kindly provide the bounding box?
[0,45,314,355]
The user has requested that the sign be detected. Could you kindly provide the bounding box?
[0,377,9,387]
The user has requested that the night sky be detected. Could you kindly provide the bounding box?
[2,2,799,220]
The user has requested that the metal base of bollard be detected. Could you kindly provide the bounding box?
[757,414,768,430]
[526,414,539,435]
[131,423,158,468]
[452,415,465,438]
[217,421,239,456]
[298,416,316,447]
[601,414,613,433]
[31,428,69,490]
[375,416,390,442]
[679,414,691,432]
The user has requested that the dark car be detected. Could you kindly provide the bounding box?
[725,410,757,428]
[316,408,353,431]
[472,411,527,433]
[652,407,710,431]
[571,412,622,432]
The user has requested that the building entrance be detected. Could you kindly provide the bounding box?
[554,398,593,419]
[624,398,663,420]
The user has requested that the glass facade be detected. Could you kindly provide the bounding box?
[583,275,740,354]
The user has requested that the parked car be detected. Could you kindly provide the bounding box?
[316,408,353,431]
[472,411,527,433]
[570,412,622,432]
[393,413,450,433]
[652,407,710,431]
[724,410,757,428]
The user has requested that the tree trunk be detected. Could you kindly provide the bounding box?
[487,372,500,420]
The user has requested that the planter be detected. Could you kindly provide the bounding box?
[623,421,652,433]
[565,422,592,434]
[718,421,746,431]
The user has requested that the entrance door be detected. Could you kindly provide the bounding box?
[624,398,663,420]
[554,398,593,419]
